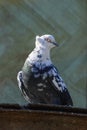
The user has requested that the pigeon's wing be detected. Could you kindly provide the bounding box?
[17,71,23,90]
[17,71,32,103]
[47,66,73,106]
[47,66,67,92]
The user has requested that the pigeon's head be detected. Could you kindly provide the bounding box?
[35,34,58,50]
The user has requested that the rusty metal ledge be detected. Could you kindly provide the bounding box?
[0,103,87,116]
[0,104,87,130]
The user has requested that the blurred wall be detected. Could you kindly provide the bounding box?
[0,0,87,108]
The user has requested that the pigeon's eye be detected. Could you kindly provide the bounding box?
[45,38,52,43]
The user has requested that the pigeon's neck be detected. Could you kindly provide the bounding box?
[28,47,52,66]
[36,47,51,61]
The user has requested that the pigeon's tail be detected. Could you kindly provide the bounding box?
[60,89,73,106]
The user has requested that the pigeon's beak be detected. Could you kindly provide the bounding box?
[52,42,59,47]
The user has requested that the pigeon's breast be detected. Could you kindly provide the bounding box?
[31,63,53,79]
[22,56,53,80]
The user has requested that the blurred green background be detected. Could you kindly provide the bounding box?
[0,0,87,108]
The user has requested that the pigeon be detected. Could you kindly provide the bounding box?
[17,34,73,106]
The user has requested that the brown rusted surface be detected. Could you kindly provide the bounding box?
[0,104,87,130]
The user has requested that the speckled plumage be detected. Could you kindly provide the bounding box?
[17,35,73,106]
